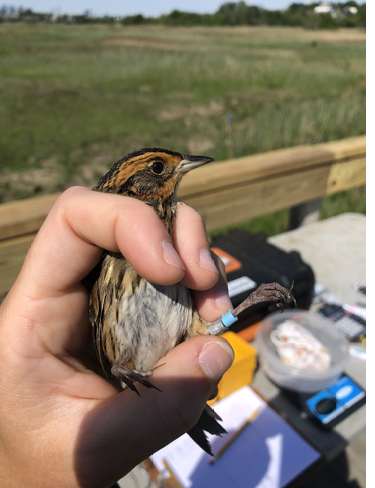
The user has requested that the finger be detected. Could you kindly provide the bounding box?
[172,204,219,291]
[17,187,186,297]
[192,253,233,323]
[74,336,234,487]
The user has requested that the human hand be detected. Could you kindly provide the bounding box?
[0,187,234,488]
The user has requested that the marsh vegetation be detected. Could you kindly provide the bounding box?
[0,23,365,234]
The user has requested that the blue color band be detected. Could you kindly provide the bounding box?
[221,311,238,328]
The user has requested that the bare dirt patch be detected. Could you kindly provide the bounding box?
[0,157,63,202]
[304,29,366,43]
[102,36,189,51]
[197,26,365,43]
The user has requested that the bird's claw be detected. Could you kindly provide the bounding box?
[111,364,163,394]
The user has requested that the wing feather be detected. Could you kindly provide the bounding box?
[85,252,114,378]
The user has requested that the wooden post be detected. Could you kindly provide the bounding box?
[288,198,324,230]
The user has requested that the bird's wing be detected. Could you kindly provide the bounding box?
[91,287,113,378]
[86,252,115,379]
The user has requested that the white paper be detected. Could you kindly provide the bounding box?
[151,386,321,488]
[227,276,256,297]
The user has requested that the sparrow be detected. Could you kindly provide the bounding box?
[85,147,295,456]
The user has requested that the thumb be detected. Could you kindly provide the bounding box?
[74,336,234,488]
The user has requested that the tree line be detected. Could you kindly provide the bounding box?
[1,2,366,29]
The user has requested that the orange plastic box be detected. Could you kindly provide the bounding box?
[208,331,257,405]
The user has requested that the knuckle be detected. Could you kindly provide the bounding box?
[55,186,91,223]
[181,205,207,236]
[58,185,87,203]
[54,186,89,215]
[188,206,205,225]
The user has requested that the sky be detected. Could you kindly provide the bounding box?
[18,0,303,17]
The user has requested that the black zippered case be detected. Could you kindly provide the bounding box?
[210,230,315,331]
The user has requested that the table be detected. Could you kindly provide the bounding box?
[252,212,366,462]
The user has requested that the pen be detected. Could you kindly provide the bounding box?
[210,407,261,464]
[163,459,184,488]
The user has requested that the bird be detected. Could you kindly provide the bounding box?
[85,147,296,456]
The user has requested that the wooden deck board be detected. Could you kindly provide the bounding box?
[0,136,366,294]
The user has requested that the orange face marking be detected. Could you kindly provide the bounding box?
[113,151,183,193]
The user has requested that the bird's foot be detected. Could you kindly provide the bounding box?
[111,364,164,396]
[208,282,296,336]
[233,281,296,317]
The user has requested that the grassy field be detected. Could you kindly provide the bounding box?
[0,23,365,235]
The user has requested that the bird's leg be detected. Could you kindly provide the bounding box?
[208,282,296,336]
[232,282,296,316]
[111,364,163,396]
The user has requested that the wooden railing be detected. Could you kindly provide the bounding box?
[0,135,366,296]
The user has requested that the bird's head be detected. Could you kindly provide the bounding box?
[94,147,214,203]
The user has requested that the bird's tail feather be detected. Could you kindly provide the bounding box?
[187,403,227,456]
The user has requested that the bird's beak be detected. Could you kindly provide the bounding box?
[177,154,214,173]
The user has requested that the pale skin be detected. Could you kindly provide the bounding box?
[0,187,234,488]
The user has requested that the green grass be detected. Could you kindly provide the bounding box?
[215,92,365,160]
[0,23,365,233]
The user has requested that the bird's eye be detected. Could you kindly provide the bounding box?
[151,161,164,175]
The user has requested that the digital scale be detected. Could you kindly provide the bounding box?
[282,374,366,429]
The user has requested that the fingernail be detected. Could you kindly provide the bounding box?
[199,249,219,274]
[197,341,234,382]
[162,241,185,270]
[214,289,233,312]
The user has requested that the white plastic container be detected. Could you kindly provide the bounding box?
[256,309,349,393]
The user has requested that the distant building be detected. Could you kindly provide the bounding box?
[346,6,358,15]
[314,4,334,15]
[314,2,358,18]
